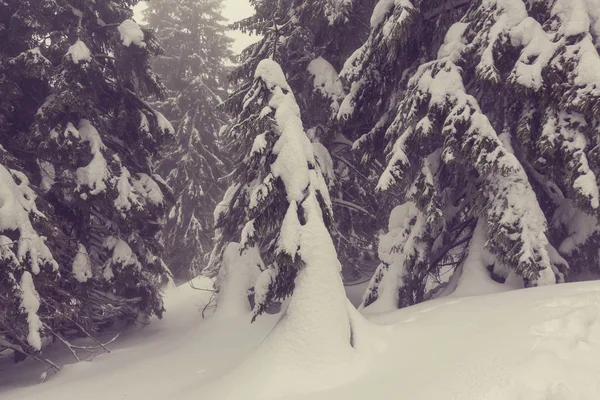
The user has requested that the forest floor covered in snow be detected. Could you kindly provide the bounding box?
[2,278,600,400]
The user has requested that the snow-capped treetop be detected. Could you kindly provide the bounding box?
[216,58,360,378]
[254,59,292,93]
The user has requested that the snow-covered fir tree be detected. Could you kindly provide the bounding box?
[338,0,600,311]
[0,0,172,362]
[144,0,233,282]
[214,56,360,380]
[216,0,382,279]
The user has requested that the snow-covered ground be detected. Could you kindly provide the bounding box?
[2,278,600,399]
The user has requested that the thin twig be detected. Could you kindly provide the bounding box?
[202,294,217,319]
[44,323,80,362]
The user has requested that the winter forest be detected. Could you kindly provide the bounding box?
[2,0,600,398]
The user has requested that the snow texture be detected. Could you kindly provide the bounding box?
[255,59,291,92]
[542,109,599,209]
[72,243,93,283]
[75,119,108,196]
[250,133,267,155]
[362,202,426,313]
[553,199,600,255]
[254,59,314,204]
[311,141,335,184]
[66,40,91,64]
[0,165,57,274]
[214,184,240,224]
[18,271,43,351]
[509,17,556,90]
[437,22,468,60]
[508,0,600,95]
[114,167,139,212]
[4,277,600,400]
[38,160,55,193]
[154,110,174,135]
[307,56,345,111]
[105,236,141,271]
[454,220,519,297]
[118,19,146,48]
[215,243,263,318]
[371,0,412,29]
[132,173,164,206]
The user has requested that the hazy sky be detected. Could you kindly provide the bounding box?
[133,1,258,54]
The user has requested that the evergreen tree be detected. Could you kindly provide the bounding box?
[0,0,172,363]
[214,56,357,372]
[212,0,381,279]
[144,0,233,282]
[339,0,600,311]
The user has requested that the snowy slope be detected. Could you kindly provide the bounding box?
[2,279,600,400]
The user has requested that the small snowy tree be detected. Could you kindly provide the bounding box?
[145,0,233,281]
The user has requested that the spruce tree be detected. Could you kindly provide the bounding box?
[215,56,358,378]
[0,0,171,363]
[213,0,381,279]
[144,0,233,282]
[339,0,600,311]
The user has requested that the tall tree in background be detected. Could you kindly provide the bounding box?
[145,0,233,282]
[0,0,172,364]
[339,0,600,312]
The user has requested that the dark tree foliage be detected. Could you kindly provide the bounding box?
[0,0,172,364]
[145,0,233,282]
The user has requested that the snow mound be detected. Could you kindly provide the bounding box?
[3,280,600,400]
